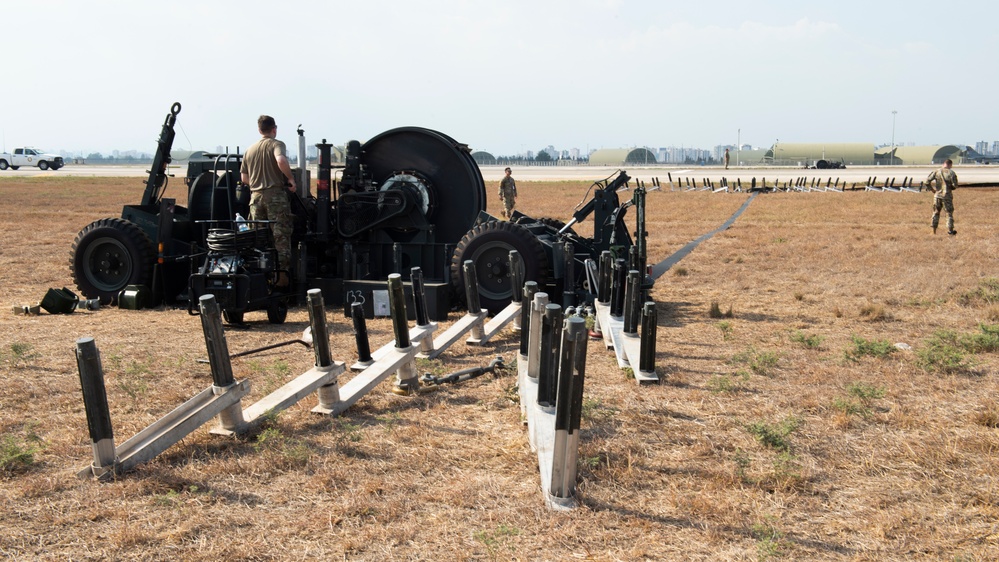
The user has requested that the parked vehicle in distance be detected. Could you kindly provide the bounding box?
[0,147,64,171]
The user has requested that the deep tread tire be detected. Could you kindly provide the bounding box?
[70,218,155,303]
[267,301,288,324]
[0,160,8,170]
[450,220,548,314]
[38,161,49,171]
[10,165,19,170]
[537,216,577,236]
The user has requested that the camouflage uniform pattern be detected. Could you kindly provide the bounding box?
[927,167,958,233]
[250,187,293,270]
[499,175,517,218]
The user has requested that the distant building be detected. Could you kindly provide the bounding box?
[472,151,497,165]
[876,145,964,165]
[588,148,658,166]
[766,143,877,166]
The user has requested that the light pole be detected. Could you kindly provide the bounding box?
[891,110,897,165]
[737,128,741,167]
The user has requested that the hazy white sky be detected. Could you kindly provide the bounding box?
[3,0,996,156]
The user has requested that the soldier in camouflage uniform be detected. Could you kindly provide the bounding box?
[240,115,297,287]
[498,167,517,219]
[927,158,958,235]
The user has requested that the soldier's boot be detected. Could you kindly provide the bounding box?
[932,226,937,234]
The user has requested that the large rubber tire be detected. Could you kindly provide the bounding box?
[10,166,19,170]
[38,161,49,171]
[267,300,288,324]
[70,218,155,303]
[450,220,548,314]
[0,160,8,170]
[536,216,577,236]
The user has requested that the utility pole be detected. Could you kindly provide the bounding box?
[737,128,740,167]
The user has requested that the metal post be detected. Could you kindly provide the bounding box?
[388,274,410,349]
[316,140,331,242]
[307,289,332,368]
[519,281,538,357]
[640,301,658,373]
[598,250,612,304]
[76,337,116,477]
[307,288,340,408]
[411,267,429,327]
[199,295,234,388]
[351,302,372,364]
[537,304,563,408]
[551,315,581,498]
[623,270,641,335]
[564,316,588,497]
[509,250,523,304]
[199,294,243,431]
[527,292,549,380]
[463,259,485,341]
[610,259,626,318]
[562,242,575,309]
[463,260,481,315]
[388,274,418,390]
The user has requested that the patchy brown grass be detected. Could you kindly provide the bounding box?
[1,175,999,560]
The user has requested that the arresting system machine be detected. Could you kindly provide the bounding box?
[69,103,651,323]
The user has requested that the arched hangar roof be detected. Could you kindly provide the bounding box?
[875,145,963,165]
[472,151,496,165]
[767,143,876,165]
[589,148,657,166]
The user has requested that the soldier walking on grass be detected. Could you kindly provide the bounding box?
[927,158,958,235]
[499,167,517,219]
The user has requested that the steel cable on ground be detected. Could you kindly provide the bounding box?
[648,193,758,281]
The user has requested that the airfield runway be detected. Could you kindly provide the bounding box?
[7,163,999,186]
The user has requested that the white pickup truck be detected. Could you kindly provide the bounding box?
[0,147,64,171]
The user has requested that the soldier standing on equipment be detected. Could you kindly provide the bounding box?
[240,115,297,287]
[499,167,517,219]
[927,158,958,235]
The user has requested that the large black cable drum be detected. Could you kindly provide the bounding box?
[359,127,486,244]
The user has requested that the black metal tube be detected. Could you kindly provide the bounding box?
[538,304,564,407]
[463,260,481,314]
[611,258,626,317]
[316,140,332,242]
[76,337,114,446]
[199,295,234,387]
[351,301,372,363]
[410,266,429,327]
[640,301,658,373]
[307,289,332,368]
[562,242,575,309]
[388,274,410,349]
[598,250,611,303]
[623,270,641,335]
[554,317,578,433]
[568,317,588,434]
[519,281,538,356]
[509,250,523,299]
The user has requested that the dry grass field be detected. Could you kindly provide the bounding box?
[1,175,998,561]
